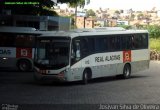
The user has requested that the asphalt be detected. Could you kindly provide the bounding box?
[0,61,160,110]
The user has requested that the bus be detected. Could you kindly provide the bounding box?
[34,28,149,84]
[0,26,43,71]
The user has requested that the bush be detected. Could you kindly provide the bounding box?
[118,25,132,29]
[150,38,160,61]
[147,25,160,39]
[150,38,160,52]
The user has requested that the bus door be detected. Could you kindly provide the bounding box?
[71,39,82,80]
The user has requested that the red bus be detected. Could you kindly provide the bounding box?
[0,26,43,71]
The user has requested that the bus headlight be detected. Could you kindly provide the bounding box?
[58,69,68,78]
[58,71,65,78]
[2,57,8,60]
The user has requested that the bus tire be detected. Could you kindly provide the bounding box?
[82,70,89,84]
[122,64,131,79]
[17,59,31,72]
[82,69,92,85]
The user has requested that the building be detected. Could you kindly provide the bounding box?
[0,15,71,31]
[76,16,85,28]
[117,20,129,25]
[85,17,94,28]
[76,16,94,29]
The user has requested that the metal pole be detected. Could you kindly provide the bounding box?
[74,5,77,29]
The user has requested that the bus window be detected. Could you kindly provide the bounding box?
[114,36,121,51]
[131,35,135,49]
[134,34,142,49]
[76,42,81,60]
[88,38,95,54]
[121,35,132,50]
[16,35,35,47]
[95,37,107,53]
[108,36,116,51]
[126,35,132,50]
[141,34,148,48]
[121,36,126,50]
[80,38,89,58]
[0,34,15,47]
[71,39,81,65]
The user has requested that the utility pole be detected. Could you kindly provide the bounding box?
[74,5,77,29]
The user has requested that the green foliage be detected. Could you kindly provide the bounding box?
[86,9,96,17]
[0,0,57,16]
[135,23,144,29]
[118,25,132,29]
[147,25,160,39]
[150,38,160,51]
[137,13,144,20]
[130,14,135,20]
[115,10,120,14]
[59,0,85,8]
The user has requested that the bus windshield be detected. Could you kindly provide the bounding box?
[34,37,70,69]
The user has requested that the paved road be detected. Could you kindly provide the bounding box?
[0,61,160,109]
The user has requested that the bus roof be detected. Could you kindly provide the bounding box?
[0,26,43,34]
[39,28,149,38]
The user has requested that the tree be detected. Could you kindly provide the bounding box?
[130,14,135,20]
[0,0,57,16]
[115,10,120,14]
[59,0,85,28]
[58,0,85,7]
[86,9,96,17]
[147,25,160,39]
[119,25,132,30]
[137,13,144,20]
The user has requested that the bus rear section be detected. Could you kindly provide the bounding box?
[0,26,41,71]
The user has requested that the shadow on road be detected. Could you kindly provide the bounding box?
[88,75,149,84]
[31,75,150,87]
[0,69,150,86]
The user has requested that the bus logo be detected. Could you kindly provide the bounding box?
[21,49,28,56]
[16,48,32,58]
[123,51,131,63]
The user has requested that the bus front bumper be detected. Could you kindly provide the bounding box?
[34,70,67,82]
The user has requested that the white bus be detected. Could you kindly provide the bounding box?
[0,26,43,71]
[34,28,149,84]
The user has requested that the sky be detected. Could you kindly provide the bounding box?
[58,0,160,11]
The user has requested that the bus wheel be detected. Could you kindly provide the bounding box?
[17,60,31,72]
[82,69,89,84]
[122,64,131,79]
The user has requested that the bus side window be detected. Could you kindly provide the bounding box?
[115,36,121,51]
[137,34,148,49]
[95,37,107,52]
[0,34,15,47]
[71,39,81,65]
[142,34,148,48]
[88,38,95,54]
[80,38,89,58]
[126,35,132,50]
[76,42,81,60]
[108,36,116,51]
[131,35,135,49]
[134,34,141,49]
[16,35,34,47]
